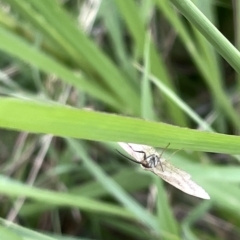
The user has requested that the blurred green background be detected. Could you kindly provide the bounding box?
[0,0,240,239]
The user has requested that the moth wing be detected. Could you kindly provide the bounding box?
[160,161,191,179]
[143,163,210,199]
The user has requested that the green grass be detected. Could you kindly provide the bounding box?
[0,0,240,239]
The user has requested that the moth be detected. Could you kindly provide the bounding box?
[118,142,210,199]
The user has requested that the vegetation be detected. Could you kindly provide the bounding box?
[0,0,240,239]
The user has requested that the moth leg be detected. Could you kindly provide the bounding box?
[116,150,141,165]
[159,161,164,172]
[127,144,147,160]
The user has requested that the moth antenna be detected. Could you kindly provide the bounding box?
[165,148,183,162]
[159,143,170,159]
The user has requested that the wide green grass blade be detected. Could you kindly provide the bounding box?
[1,98,240,154]
[0,225,23,240]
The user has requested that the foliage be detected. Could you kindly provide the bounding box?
[0,0,240,239]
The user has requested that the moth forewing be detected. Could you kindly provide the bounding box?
[142,163,210,199]
[161,161,191,180]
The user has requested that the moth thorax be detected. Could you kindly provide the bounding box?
[147,155,159,168]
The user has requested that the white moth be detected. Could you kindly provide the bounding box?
[118,142,210,199]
